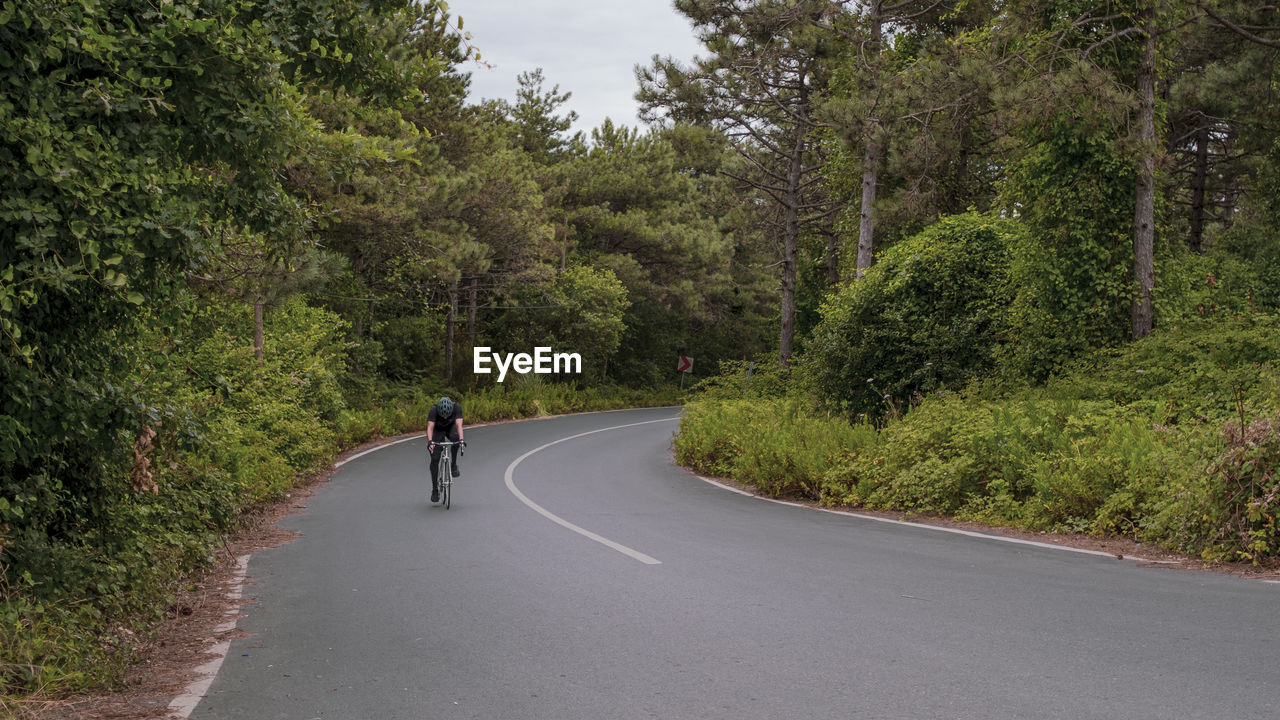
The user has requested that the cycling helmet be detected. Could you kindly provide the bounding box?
[437,396,455,416]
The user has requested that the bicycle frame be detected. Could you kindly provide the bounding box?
[432,440,463,509]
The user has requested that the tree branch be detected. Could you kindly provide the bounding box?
[1198,1,1280,47]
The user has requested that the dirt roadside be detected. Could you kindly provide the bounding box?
[13,425,1279,719]
[8,432,396,720]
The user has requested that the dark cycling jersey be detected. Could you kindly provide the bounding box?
[428,401,463,441]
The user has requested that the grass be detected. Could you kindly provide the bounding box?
[675,317,1280,564]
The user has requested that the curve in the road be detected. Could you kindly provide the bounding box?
[178,407,1280,720]
[502,416,679,565]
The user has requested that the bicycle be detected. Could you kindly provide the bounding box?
[431,440,464,509]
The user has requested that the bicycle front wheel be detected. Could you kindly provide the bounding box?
[439,454,452,509]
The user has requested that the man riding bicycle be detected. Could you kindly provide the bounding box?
[427,396,465,503]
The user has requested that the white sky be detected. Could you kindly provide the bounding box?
[446,0,704,134]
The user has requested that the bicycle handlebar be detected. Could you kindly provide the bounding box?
[429,440,466,456]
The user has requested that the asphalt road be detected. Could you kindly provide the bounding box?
[190,407,1279,719]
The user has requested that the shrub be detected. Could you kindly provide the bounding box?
[675,397,877,500]
[374,315,444,381]
[679,316,1280,563]
[0,296,354,696]
[1043,314,1280,423]
[1213,211,1280,312]
[1154,248,1261,324]
[997,120,1136,380]
[806,212,1018,418]
[1146,418,1280,563]
[686,357,796,403]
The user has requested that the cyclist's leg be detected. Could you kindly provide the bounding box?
[429,441,443,500]
[446,429,461,477]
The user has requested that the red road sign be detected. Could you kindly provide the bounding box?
[677,356,693,373]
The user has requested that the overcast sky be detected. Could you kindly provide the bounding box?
[446,0,705,135]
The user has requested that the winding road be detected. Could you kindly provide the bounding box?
[187,407,1278,719]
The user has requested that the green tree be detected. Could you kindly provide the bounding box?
[823,1,1005,270]
[638,0,845,364]
[1166,4,1279,254]
[297,1,517,381]
[554,121,772,384]
[0,0,420,598]
[509,68,583,164]
[489,265,630,380]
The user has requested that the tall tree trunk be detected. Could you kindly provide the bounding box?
[856,3,883,278]
[467,277,478,347]
[561,220,568,271]
[953,120,972,214]
[1132,8,1157,340]
[857,138,881,277]
[1189,120,1210,254]
[780,92,808,365]
[825,228,840,285]
[445,283,457,381]
[253,296,264,367]
[1221,126,1239,225]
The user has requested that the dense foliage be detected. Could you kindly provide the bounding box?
[679,316,1280,562]
[666,0,1280,571]
[0,0,763,703]
[807,213,1018,416]
[3,0,1279,706]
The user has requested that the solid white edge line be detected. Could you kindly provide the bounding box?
[693,474,1280,576]
[334,434,422,467]
[698,474,1128,559]
[167,554,251,719]
[504,417,681,565]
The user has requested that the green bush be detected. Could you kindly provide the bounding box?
[1145,418,1280,563]
[1213,211,1280,312]
[675,397,876,500]
[1042,314,1280,423]
[1154,248,1262,324]
[0,296,353,696]
[374,315,444,381]
[806,212,1018,418]
[997,120,1136,380]
[684,357,796,402]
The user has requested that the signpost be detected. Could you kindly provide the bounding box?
[677,355,692,388]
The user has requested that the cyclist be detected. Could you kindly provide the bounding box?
[427,396,465,503]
